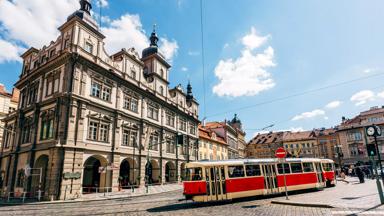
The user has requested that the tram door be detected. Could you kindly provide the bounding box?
[262,164,278,194]
[205,166,227,201]
[315,163,324,185]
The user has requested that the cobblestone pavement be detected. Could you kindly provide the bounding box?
[0,190,331,216]
[1,177,384,215]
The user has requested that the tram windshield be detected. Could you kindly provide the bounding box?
[322,163,333,171]
[185,167,203,181]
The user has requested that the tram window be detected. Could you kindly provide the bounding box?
[186,167,203,181]
[277,163,290,174]
[245,165,261,176]
[228,165,245,178]
[303,162,314,172]
[322,163,332,171]
[290,163,303,173]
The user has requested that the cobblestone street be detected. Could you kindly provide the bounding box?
[1,177,384,215]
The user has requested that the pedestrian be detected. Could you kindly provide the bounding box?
[355,164,364,183]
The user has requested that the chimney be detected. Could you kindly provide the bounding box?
[0,84,5,94]
[11,88,20,103]
[342,116,346,123]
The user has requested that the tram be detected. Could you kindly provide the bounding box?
[183,158,335,202]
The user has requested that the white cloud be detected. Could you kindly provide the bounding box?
[289,127,304,132]
[292,109,325,121]
[0,39,24,63]
[363,68,377,73]
[350,90,375,106]
[159,38,178,61]
[378,91,384,98]
[188,51,200,56]
[181,67,188,72]
[96,0,108,8]
[213,27,275,97]
[101,14,148,55]
[0,0,78,48]
[241,27,269,50]
[325,100,342,109]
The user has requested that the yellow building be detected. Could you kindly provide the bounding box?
[199,125,228,160]
[283,131,317,157]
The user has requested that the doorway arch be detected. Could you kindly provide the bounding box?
[82,155,108,193]
[165,161,176,183]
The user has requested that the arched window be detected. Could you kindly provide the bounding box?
[160,69,164,78]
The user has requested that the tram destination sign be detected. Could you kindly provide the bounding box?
[275,147,287,159]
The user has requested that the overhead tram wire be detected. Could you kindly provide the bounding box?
[242,83,384,133]
[200,0,207,121]
[206,72,384,119]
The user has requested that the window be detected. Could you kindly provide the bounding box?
[166,138,175,153]
[303,162,314,172]
[147,105,159,121]
[131,70,136,79]
[91,81,111,102]
[88,120,110,142]
[179,118,186,131]
[189,123,196,135]
[228,165,245,178]
[101,86,111,101]
[88,121,98,140]
[290,163,303,173]
[40,113,54,140]
[159,86,164,95]
[122,129,137,147]
[21,118,33,144]
[64,39,70,48]
[99,123,109,142]
[245,165,261,176]
[28,84,39,105]
[16,170,26,188]
[50,49,56,57]
[277,163,291,174]
[123,94,138,112]
[160,69,164,78]
[165,111,175,127]
[185,167,202,181]
[91,82,101,98]
[85,42,93,53]
[322,163,333,171]
[149,134,159,151]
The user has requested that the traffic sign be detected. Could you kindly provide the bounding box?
[275,147,287,159]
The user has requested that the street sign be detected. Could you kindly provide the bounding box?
[275,147,287,159]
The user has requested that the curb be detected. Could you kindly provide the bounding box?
[0,187,183,206]
[270,200,334,208]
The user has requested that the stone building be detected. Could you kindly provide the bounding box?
[0,85,19,147]
[228,114,246,158]
[283,131,317,158]
[0,0,198,200]
[246,131,284,158]
[313,128,339,161]
[337,106,384,165]
[198,125,228,160]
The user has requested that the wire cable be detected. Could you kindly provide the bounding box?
[200,0,207,120]
[206,72,384,119]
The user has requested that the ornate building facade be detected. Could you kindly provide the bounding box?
[0,85,19,147]
[198,125,228,160]
[0,0,198,200]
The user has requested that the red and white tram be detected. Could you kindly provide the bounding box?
[183,158,335,202]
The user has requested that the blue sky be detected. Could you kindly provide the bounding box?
[1,0,384,140]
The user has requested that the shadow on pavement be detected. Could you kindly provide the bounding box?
[147,188,323,213]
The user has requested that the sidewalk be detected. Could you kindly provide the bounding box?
[0,183,183,205]
[271,177,382,209]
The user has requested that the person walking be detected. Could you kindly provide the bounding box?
[355,164,365,183]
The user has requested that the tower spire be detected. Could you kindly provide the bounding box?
[186,80,193,101]
[150,23,159,47]
[79,0,92,15]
